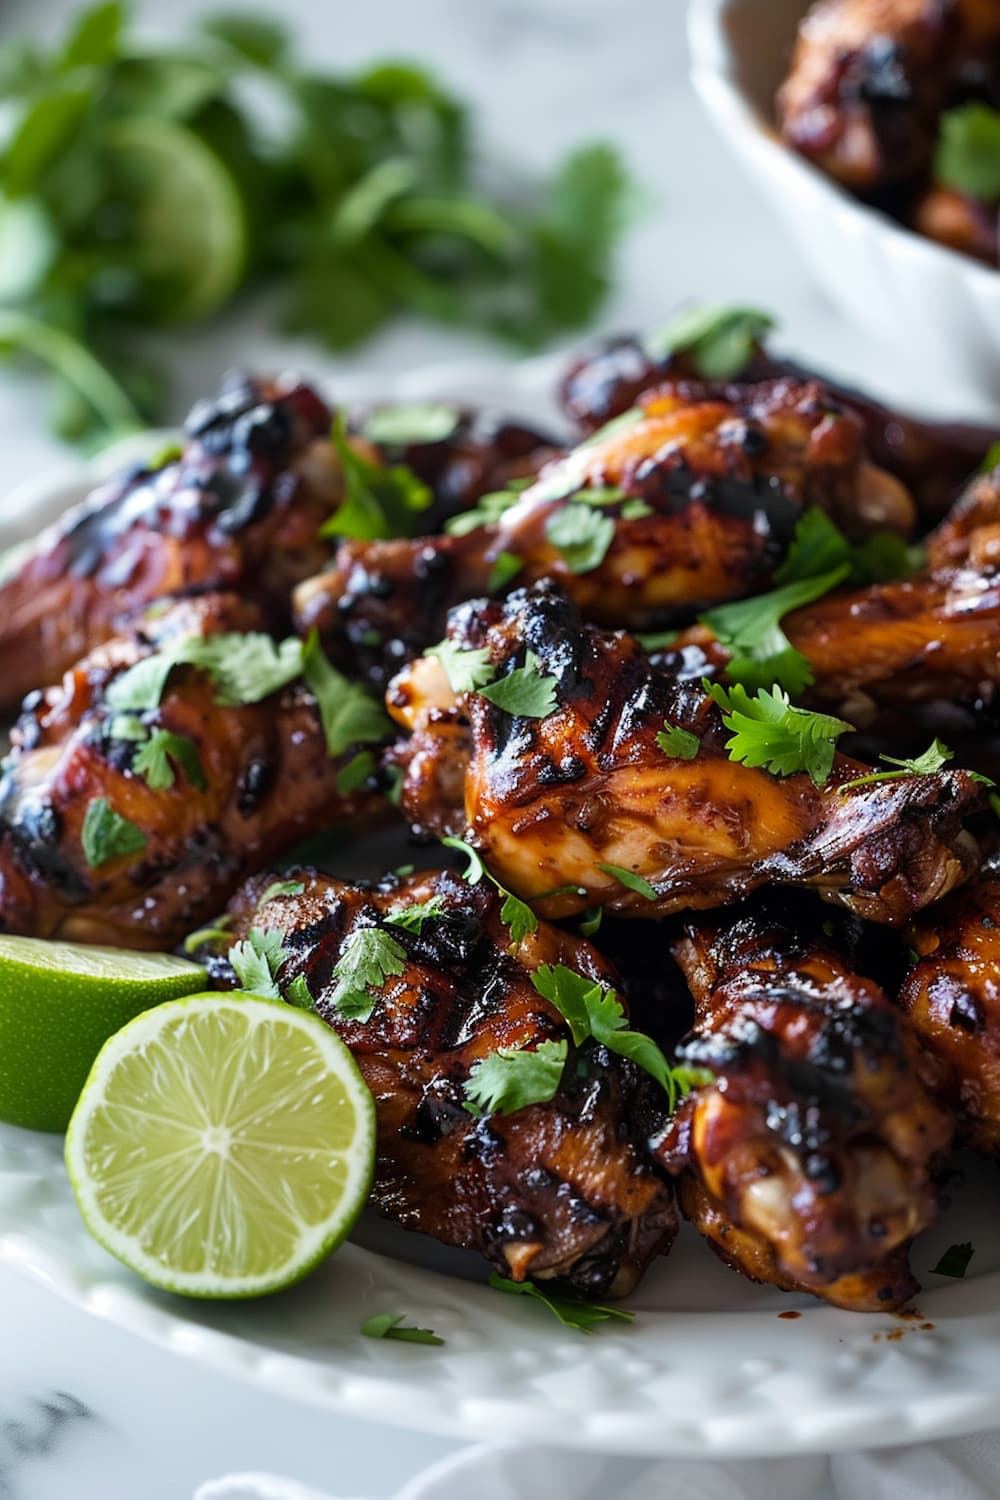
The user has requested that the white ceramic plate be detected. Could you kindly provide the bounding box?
[2,357,1000,1460]
[687,0,1000,415]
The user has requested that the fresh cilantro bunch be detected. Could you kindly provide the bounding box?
[0,2,632,444]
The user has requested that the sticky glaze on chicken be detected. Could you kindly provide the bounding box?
[295,376,913,690]
[655,902,953,1311]
[211,866,676,1296]
[0,596,379,949]
[0,373,343,716]
[559,330,993,520]
[386,582,981,924]
[902,868,1000,1154]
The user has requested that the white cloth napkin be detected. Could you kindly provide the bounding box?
[194,1431,1000,1500]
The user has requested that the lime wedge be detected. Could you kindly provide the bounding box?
[65,993,376,1298]
[104,117,247,322]
[0,935,206,1132]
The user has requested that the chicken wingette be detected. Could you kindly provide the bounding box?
[209,866,677,1296]
[294,376,913,689]
[654,903,954,1311]
[0,373,343,715]
[386,582,982,924]
[0,595,384,948]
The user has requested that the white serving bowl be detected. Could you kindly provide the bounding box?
[687,0,1000,411]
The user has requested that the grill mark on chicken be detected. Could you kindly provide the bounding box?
[653,901,954,1310]
[209,867,677,1296]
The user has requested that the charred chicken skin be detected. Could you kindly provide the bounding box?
[213,866,676,1295]
[656,904,954,1311]
[386,582,982,924]
[0,372,344,715]
[295,376,913,689]
[0,595,378,949]
[902,868,1000,1154]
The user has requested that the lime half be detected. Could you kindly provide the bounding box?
[0,935,206,1132]
[105,117,247,322]
[65,993,376,1298]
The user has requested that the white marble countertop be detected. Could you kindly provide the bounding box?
[0,1,996,1496]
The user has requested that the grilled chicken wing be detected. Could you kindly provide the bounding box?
[0,595,379,949]
[902,869,1000,1154]
[211,867,676,1295]
[386,582,982,924]
[655,903,953,1311]
[0,373,343,715]
[559,332,993,520]
[295,377,913,689]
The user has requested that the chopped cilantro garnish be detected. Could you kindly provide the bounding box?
[441,834,486,884]
[321,413,433,540]
[931,1241,975,1279]
[488,1273,635,1334]
[285,974,315,1010]
[336,749,377,796]
[360,1313,444,1345]
[596,863,658,901]
[132,729,205,791]
[838,737,958,792]
[444,483,527,537]
[107,631,304,714]
[426,639,495,694]
[259,880,305,905]
[643,304,774,379]
[706,680,852,787]
[776,508,919,589]
[80,797,147,869]
[361,403,459,447]
[936,104,1000,200]
[477,649,559,718]
[386,896,445,933]
[635,629,679,651]
[229,927,289,1000]
[440,834,538,949]
[578,408,645,448]
[701,565,848,695]
[183,913,232,955]
[329,925,407,1022]
[302,630,391,757]
[107,713,147,742]
[545,502,614,573]
[578,907,603,938]
[655,723,700,760]
[487,550,524,593]
[463,1038,568,1116]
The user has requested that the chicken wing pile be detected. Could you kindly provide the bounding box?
[2,331,997,1313]
[777,0,1000,265]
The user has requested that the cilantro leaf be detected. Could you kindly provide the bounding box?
[132,729,205,791]
[80,797,147,869]
[579,408,645,448]
[655,723,700,760]
[440,834,539,948]
[302,631,391,757]
[360,1313,444,1345]
[706,680,853,787]
[477,649,559,718]
[487,550,523,594]
[838,737,957,792]
[229,926,289,1000]
[330,925,407,1021]
[530,962,701,1111]
[444,485,526,537]
[386,896,445,932]
[931,1241,975,1279]
[936,104,1000,200]
[643,304,774,379]
[180,633,304,707]
[361,403,459,446]
[441,834,485,884]
[488,1273,635,1334]
[596,863,658,901]
[322,414,433,541]
[426,639,495,694]
[285,974,315,1010]
[636,629,679,651]
[775,508,919,589]
[700,565,848,694]
[183,913,232,954]
[335,749,377,795]
[106,713,148,742]
[579,907,603,937]
[106,652,183,714]
[545,502,614,574]
[259,880,305,905]
[463,1039,568,1116]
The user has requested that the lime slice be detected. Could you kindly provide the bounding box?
[104,117,247,322]
[65,993,376,1298]
[0,935,206,1132]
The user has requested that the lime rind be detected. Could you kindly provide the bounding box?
[65,992,375,1298]
[0,933,204,982]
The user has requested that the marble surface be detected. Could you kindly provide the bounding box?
[0,1,996,1497]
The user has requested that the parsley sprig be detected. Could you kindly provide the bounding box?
[706,681,853,787]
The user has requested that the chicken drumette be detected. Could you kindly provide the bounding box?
[295,376,913,689]
[656,902,954,1311]
[209,866,676,1296]
[386,582,982,924]
[0,595,381,949]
